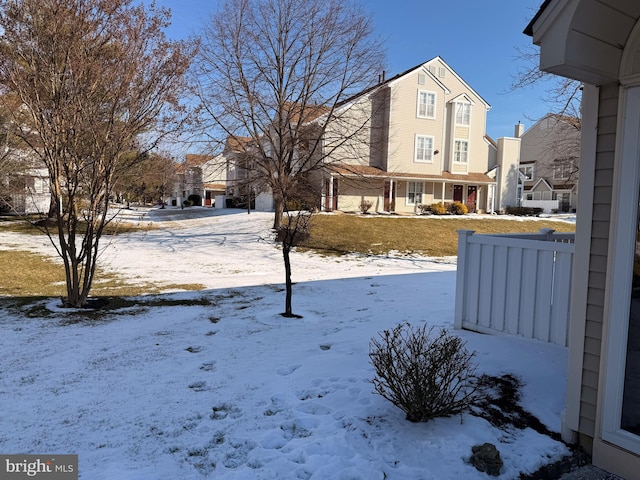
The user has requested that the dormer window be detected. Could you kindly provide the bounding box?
[455,102,471,126]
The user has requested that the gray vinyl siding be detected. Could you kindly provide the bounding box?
[579,82,619,437]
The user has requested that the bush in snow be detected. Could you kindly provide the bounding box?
[369,323,480,422]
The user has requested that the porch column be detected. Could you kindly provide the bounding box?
[329,176,334,212]
[442,182,446,202]
[389,179,394,209]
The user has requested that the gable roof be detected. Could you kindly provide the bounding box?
[337,56,490,110]
[185,154,213,167]
[531,177,553,192]
[224,136,252,154]
[527,113,580,130]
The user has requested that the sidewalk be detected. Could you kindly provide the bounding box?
[560,465,624,479]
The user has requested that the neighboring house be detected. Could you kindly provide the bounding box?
[186,154,227,207]
[527,1,640,478]
[322,57,497,214]
[518,114,581,213]
[0,149,50,215]
[170,154,228,207]
[222,136,273,211]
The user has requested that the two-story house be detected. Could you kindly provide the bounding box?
[321,57,497,214]
[518,114,581,213]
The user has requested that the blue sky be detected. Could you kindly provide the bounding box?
[155,0,548,141]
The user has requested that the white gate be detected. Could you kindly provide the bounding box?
[454,228,574,346]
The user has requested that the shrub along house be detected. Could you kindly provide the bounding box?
[527,1,640,477]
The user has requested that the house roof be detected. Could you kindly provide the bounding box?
[523,0,552,36]
[185,154,213,167]
[203,183,227,191]
[283,102,331,124]
[525,113,580,133]
[524,0,640,85]
[224,136,252,154]
[328,164,495,184]
[337,56,490,111]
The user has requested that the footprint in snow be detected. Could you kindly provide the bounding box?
[276,364,301,376]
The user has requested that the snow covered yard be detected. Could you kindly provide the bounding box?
[0,209,570,479]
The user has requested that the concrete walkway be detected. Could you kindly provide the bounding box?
[560,465,624,479]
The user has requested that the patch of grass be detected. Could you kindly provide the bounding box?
[299,215,576,257]
[0,250,66,297]
[0,250,204,299]
[0,216,155,235]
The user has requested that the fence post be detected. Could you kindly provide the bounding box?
[454,230,475,330]
[539,228,555,241]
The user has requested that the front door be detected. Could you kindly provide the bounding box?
[324,178,338,211]
[467,186,477,213]
[453,184,463,203]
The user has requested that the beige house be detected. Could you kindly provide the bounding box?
[322,57,497,214]
[171,154,227,207]
[518,114,581,213]
[527,1,640,477]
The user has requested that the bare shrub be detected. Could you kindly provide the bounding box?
[359,200,373,214]
[369,323,480,422]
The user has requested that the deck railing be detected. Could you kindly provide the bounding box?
[454,228,575,347]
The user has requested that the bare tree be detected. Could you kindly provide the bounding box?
[511,45,583,119]
[114,152,177,207]
[0,0,195,307]
[195,0,385,230]
[195,0,384,317]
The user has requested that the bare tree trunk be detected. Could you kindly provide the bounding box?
[273,197,284,230]
[282,244,294,317]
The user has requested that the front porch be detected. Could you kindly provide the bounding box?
[322,168,496,215]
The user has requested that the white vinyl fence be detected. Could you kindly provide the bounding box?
[454,228,575,347]
[521,199,559,213]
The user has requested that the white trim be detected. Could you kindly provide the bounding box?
[453,139,469,163]
[519,164,534,181]
[414,134,434,163]
[417,90,436,119]
[455,101,471,126]
[566,86,597,439]
[601,85,640,454]
[425,57,490,110]
[406,181,424,206]
[620,14,640,82]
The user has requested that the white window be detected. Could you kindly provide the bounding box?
[418,73,426,85]
[455,103,471,126]
[454,140,469,163]
[414,135,434,163]
[519,165,534,180]
[407,181,424,205]
[417,90,436,119]
[554,158,574,180]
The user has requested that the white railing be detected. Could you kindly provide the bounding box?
[521,199,559,213]
[454,228,575,347]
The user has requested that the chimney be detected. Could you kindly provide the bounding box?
[382,70,386,83]
[514,121,525,138]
